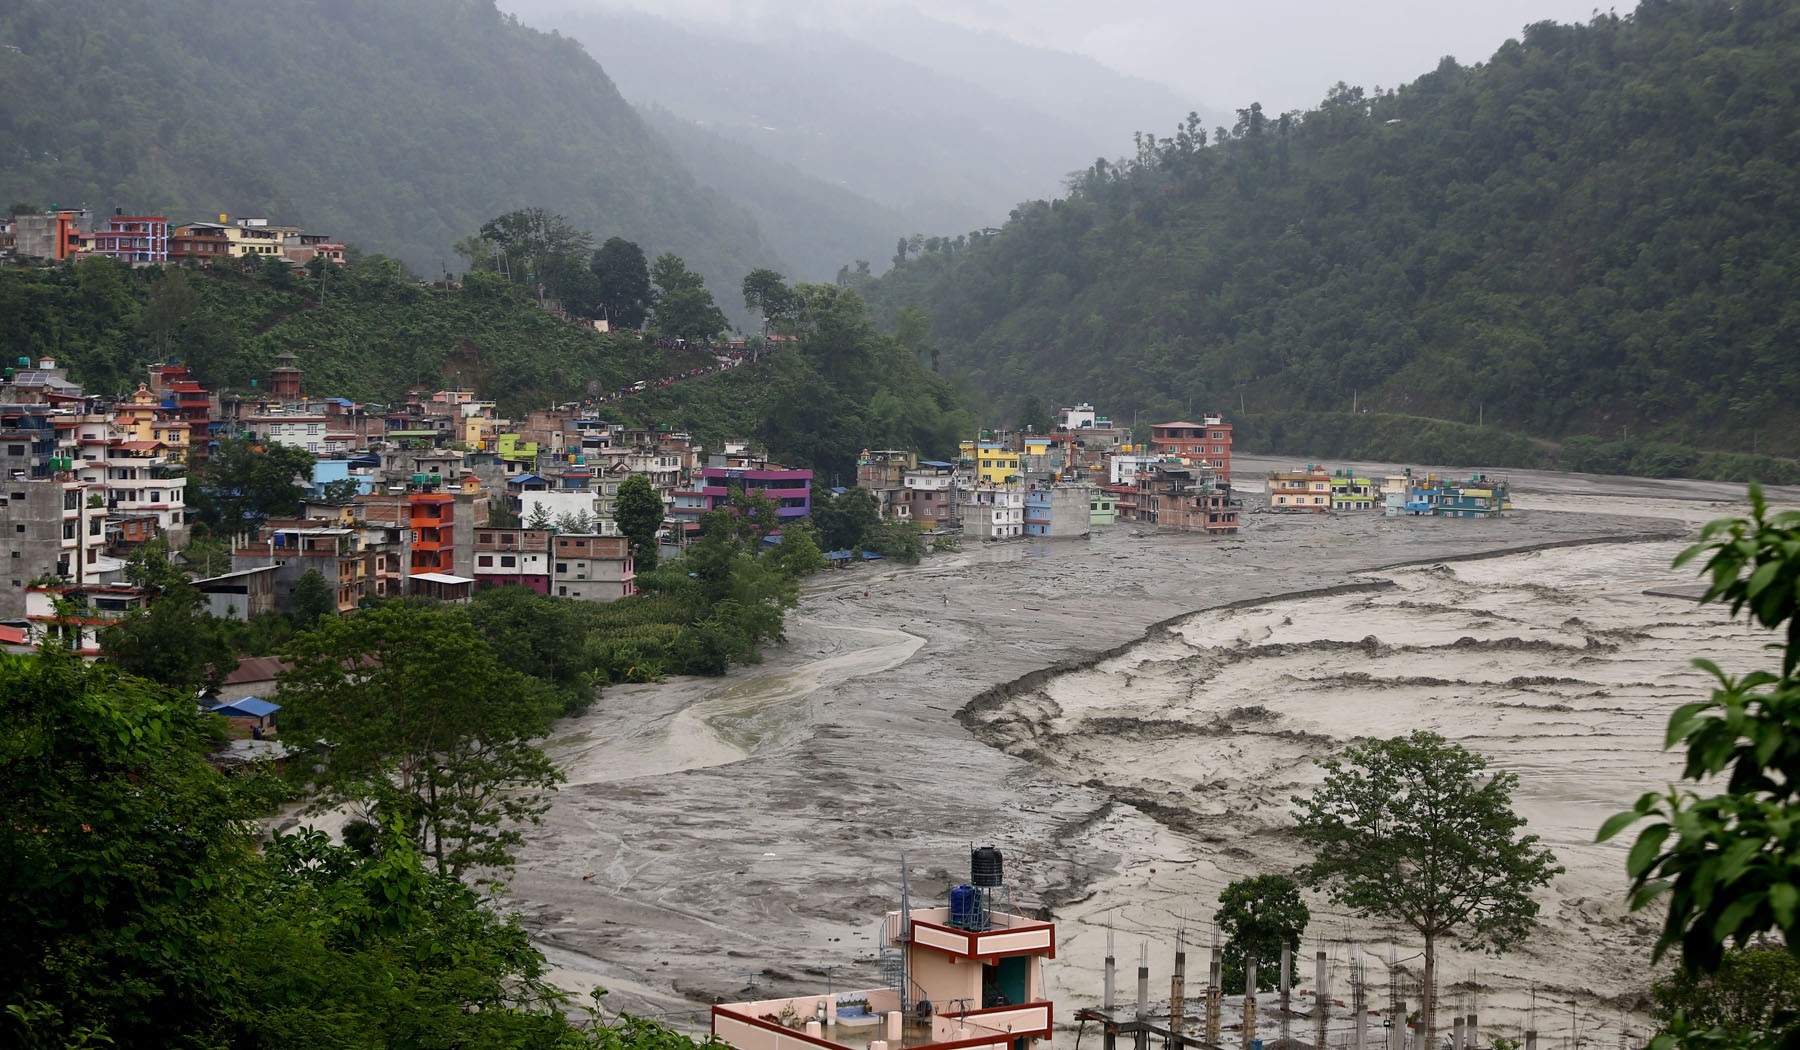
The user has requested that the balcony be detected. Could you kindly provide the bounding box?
[714,989,1050,1050]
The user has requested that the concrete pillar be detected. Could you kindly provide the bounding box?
[1105,943,1117,1012]
[872,1041,889,1050]
[1207,941,1225,1047]
[1245,955,1259,1050]
[1280,945,1293,1044]
[1453,1016,1465,1050]
[1171,948,1188,1038]
[826,999,837,1023]
[1137,945,1150,1020]
[887,1011,902,1041]
[806,1021,823,1040]
[1468,1013,1478,1050]
[1525,1031,1537,1050]
[1316,950,1330,1050]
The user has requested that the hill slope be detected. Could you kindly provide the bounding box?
[0,0,778,296]
[860,0,1800,457]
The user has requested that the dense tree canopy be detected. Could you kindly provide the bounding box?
[276,602,565,877]
[862,0,1800,460]
[0,0,780,297]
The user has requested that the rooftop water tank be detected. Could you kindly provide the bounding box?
[949,883,981,930]
[971,845,1004,888]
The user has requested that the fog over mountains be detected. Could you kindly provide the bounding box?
[506,1,1207,275]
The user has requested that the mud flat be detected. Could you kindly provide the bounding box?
[507,460,1794,1038]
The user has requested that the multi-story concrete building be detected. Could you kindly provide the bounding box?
[551,534,635,602]
[86,214,169,264]
[12,209,91,261]
[960,486,1023,541]
[1267,465,1333,512]
[1150,415,1233,482]
[1023,484,1093,539]
[901,461,959,530]
[473,527,553,594]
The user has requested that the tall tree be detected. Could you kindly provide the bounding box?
[614,472,664,573]
[742,267,798,335]
[276,603,565,877]
[476,207,594,306]
[649,252,728,341]
[190,437,314,538]
[1292,731,1561,1050]
[589,237,653,329]
[1216,874,1310,993]
[289,567,336,630]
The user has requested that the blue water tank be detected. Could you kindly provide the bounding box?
[949,884,981,930]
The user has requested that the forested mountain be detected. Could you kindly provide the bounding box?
[861,0,1800,458]
[0,0,778,296]
[511,4,1199,242]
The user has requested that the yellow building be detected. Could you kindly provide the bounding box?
[958,440,1022,486]
[220,216,302,258]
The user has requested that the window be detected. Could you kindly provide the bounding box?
[501,555,516,568]
[478,555,493,567]
[555,562,567,573]
[557,586,567,596]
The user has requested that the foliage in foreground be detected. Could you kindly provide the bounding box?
[0,644,725,1050]
[1602,485,1800,1048]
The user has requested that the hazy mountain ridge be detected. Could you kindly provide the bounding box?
[638,104,907,282]
[0,0,778,300]
[507,3,1204,241]
[860,0,1800,459]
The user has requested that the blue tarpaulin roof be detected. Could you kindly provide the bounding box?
[824,550,884,560]
[211,697,280,718]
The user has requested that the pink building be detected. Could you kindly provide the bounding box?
[712,848,1055,1050]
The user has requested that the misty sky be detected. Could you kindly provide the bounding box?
[561,0,1620,113]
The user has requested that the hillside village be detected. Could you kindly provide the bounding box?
[3,331,1510,653]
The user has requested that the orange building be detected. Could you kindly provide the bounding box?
[407,492,456,575]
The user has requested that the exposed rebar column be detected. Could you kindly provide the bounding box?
[1315,949,1330,1050]
[1138,941,1150,1020]
[1105,929,1117,1012]
[1280,944,1293,1044]
[1171,941,1188,1040]
[1206,934,1224,1049]
[1244,955,1259,1050]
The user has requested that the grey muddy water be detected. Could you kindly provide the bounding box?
[506,458,1797,1040]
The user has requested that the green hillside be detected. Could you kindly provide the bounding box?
[861,0,1800,458]
[0,0,778,297]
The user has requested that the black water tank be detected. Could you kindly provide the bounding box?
[971,845,1004,887]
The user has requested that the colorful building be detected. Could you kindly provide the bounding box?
[1267,465,1333,512]
[711,848,1055,1050]
[958,441,1022,487]
[1329,471,1378,511]
[86,214,169,264]
[473,527,553,594]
